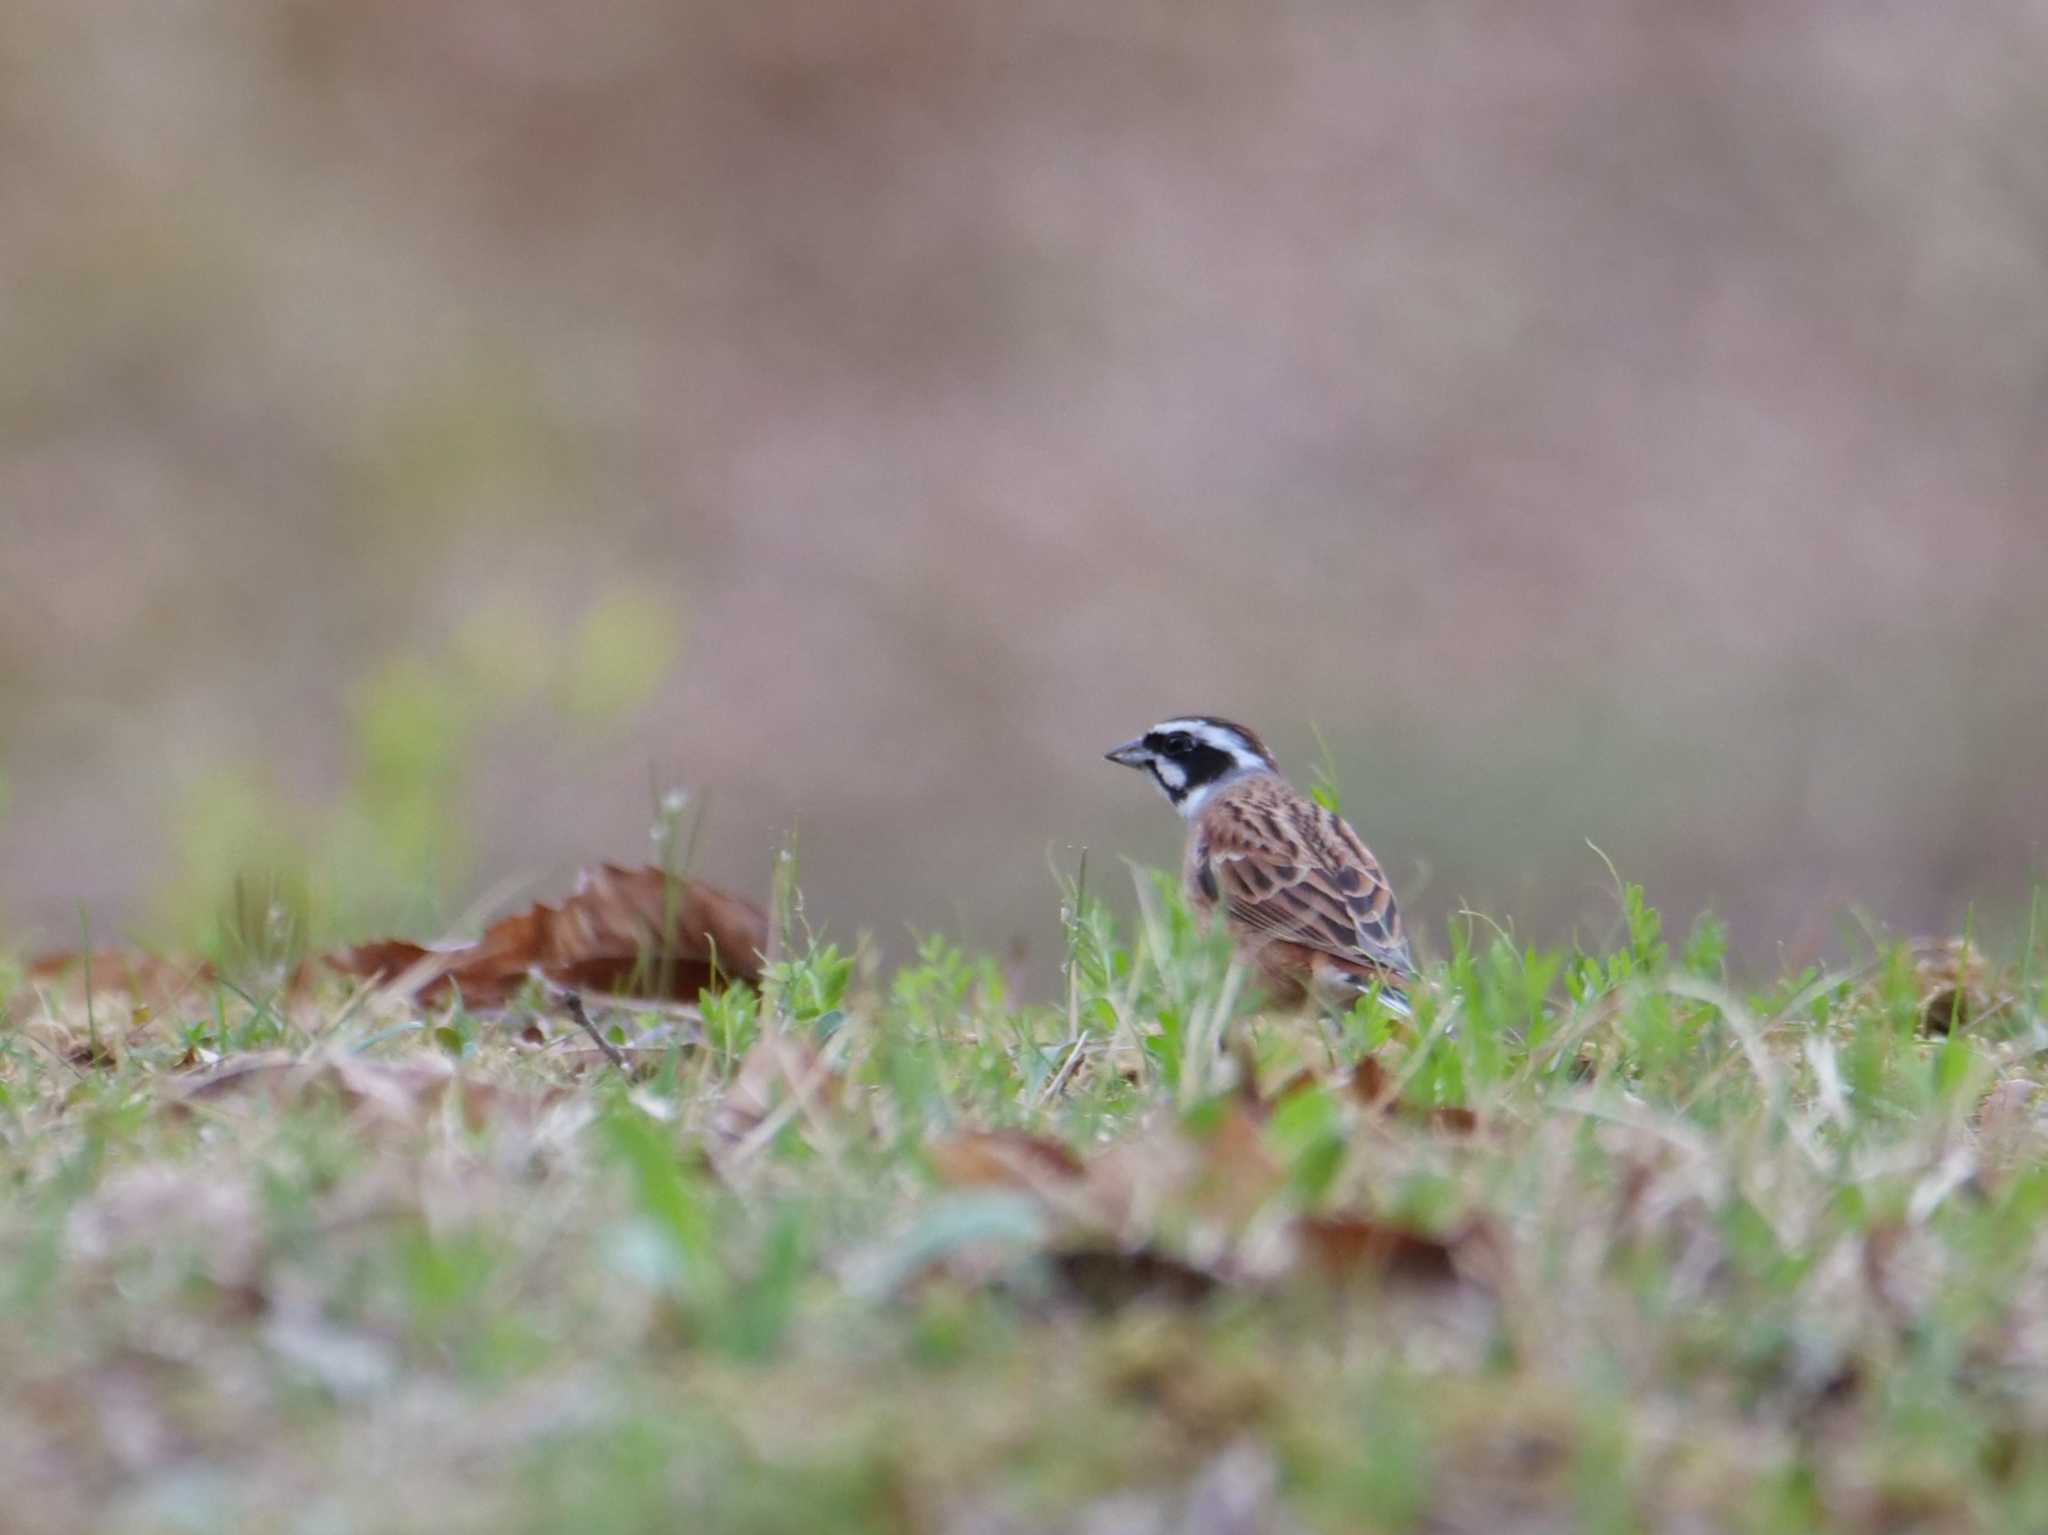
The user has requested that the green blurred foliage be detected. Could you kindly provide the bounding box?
[329,652,479,928]
[157,769,313,965]
[9,865,2048,1528]
[452,597,558,710]
[351,363,582,540]
[567,588,684,724]
[154,585,682,948]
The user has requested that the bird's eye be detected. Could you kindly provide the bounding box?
[1165,733,1194,755]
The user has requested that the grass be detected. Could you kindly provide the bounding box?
[3,871,2047,1534]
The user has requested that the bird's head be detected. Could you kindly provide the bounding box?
[1105,715,1277,817]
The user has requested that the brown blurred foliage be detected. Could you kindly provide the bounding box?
[328,864,766,1006]
[3,0,2044,978]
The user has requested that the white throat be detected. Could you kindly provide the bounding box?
[1172,765,1261,820]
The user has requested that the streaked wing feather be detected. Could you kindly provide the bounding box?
[1203,787,1414,979]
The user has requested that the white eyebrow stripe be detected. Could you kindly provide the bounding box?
[1150,718,1265,766]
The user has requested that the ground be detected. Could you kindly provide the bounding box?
[3,873,2045,1534]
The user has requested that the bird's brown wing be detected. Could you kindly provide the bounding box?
[1199,781,1415,980]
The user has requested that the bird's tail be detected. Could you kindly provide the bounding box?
[1344,972,1412,1020]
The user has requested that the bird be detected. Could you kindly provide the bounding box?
[1105,716,1416,1016]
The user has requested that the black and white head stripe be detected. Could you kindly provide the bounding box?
[1146,717,1275,771]
[1105,715,1278,814]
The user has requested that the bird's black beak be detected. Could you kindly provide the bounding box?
[1105,739,1151,768]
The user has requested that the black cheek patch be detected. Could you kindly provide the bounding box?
[1140,733,1239,796]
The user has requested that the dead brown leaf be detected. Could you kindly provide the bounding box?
[1348,1055,1396,1107]
[1292,1213,1490,1289]
[1188,1104,1286,1228]
[327,864,766,1007]
[22,950,217,1014]
[927,1129,1086,1190]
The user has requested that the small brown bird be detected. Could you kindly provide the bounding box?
[1106,716,1415,1015]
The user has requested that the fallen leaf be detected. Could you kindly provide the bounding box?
[1188,1104,1286,1228]
[23,950,216,1014]
[928,1129,1086,1190]
[1348,1055,1395,1107]
[328,864,766,1007]
[1423,1105,1481,1134]
[327,938,440,992]
[1291,1213,1478,1288]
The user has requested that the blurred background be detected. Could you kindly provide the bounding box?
[3,0,2044,985]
